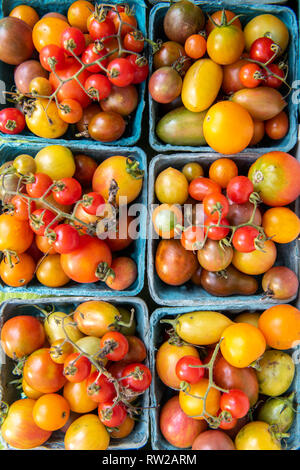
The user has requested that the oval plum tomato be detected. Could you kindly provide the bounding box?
[127,55,149,84]
[248,151,300,206]
[232,226,261,253]
[81,192,105,216]
[63,353,91,383]
[209,159,238,189]
[0,214,33,253]
[120,363,152,392]
[124,31,144,53]
[49,57,91,108]
[98,401,127,427]
[181,225,205,251]
[81,43,109,72]
[0,108,25,134]
[204,217,230,241]
[265,64,285,89]
[203,193,229,221]
[175,356,205,384]
[107,58,135,87]
[220,389,250,419]
[239,63,265,88]
[61,27,86,56]
[84,74,112,101]
[52,178,82,205]
[227,176,254,204]
[23,348,66,393]
[258,304,300,350]
[60,235,112,283]
[26,173,53,198]
[249,37,280,64]
[100,331,129,361]
[58,99,83,124]
[33,393,70,431]
[0,253,35,287]
[189,177,222,201]
[11,195,35,220]
[265,111,288,140]
[185,34,207,59]
[39,44,66,72]
[1,399,51,449]
[220,323,266,368]
[51,224,80,254]
[29,208,59,236]
[88,16,115,41]
[1,315,45,359]
[86,371,117,403]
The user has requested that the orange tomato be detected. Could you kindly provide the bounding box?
[179,378,221,420]
[152,204,183,239]
[206,10,242,36]
[22,378,44,400]
[1,399,51,449]
[67,1,94,32]
[185,34,207,59]
[221,323,266,368]
[208,158,238,188]
[63,380,98,413]
[9,5,39,29]
[111,415,135,438]
[0,253,35,287]
[33,393,70,431]
[58,99,83,124]
[35,235,57,255]
[23,348,66,394]
[203,101,254,154]
[232,240,277,275]
[36,254,70,287]
[265,111,289,140]
[262,207,300,244]
[258,304,300,350]
[32,17,70,52]
[0,213,33,253]
[65,414,110,450]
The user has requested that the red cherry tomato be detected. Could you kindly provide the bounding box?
[86,371,117,403]
[217,409,238,430]
[239,63,265,88]
[11,195,36,221]
[84,74,112,100]
[120,363,152,392]
[203,193,229,221]
[232,226,261,253]
[52,178,82,205]
[63,353,91,383]
[265,64,285,89]
[40,44,66,72]
[61,27,86,56]
[250,37,280,64]
[220,389,250,419]
[227,176,254,204]
[81,192,105,216]
[189,178,222,202]
[127,54,149,84]
[52,224,80,254]
[98,401,127,427]
[30,209,59,236]
[88,17,115,41]
[181,225,205,251]
[107,58,135,87]
[0,108,25,134]
[204,216,230,241]
[124,32,144,53]
[58,99,83,124]
[81,43,109,72]
[26,173,53,198]
[175,356,205,384]
[100,331,129,362]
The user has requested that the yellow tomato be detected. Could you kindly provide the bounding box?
[36,255,70,288]
[65,414,110,450]
[181,59,223,112]
[234,312,261,329]
[9,5,39,28]
[221,323,266,368]
[67,1,94,32]
[232,240,277,275]
[44,311,83,344]
[207,25,245,65]
[179,378,221,420]
[25,99,68,139]
[203,101,254,154]
[35,145,75,180]
[244,14,289,53]
[32,17,70,52]
[155,167,188,204]
[235,421,282,450]
[262,207,300,244]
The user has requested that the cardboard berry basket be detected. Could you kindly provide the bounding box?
[0,296,150,450]
[149,305,300,450]
[0,0,147,146]
[147,152,300,307]
[148,1,299,153]
[0,141,147,297]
